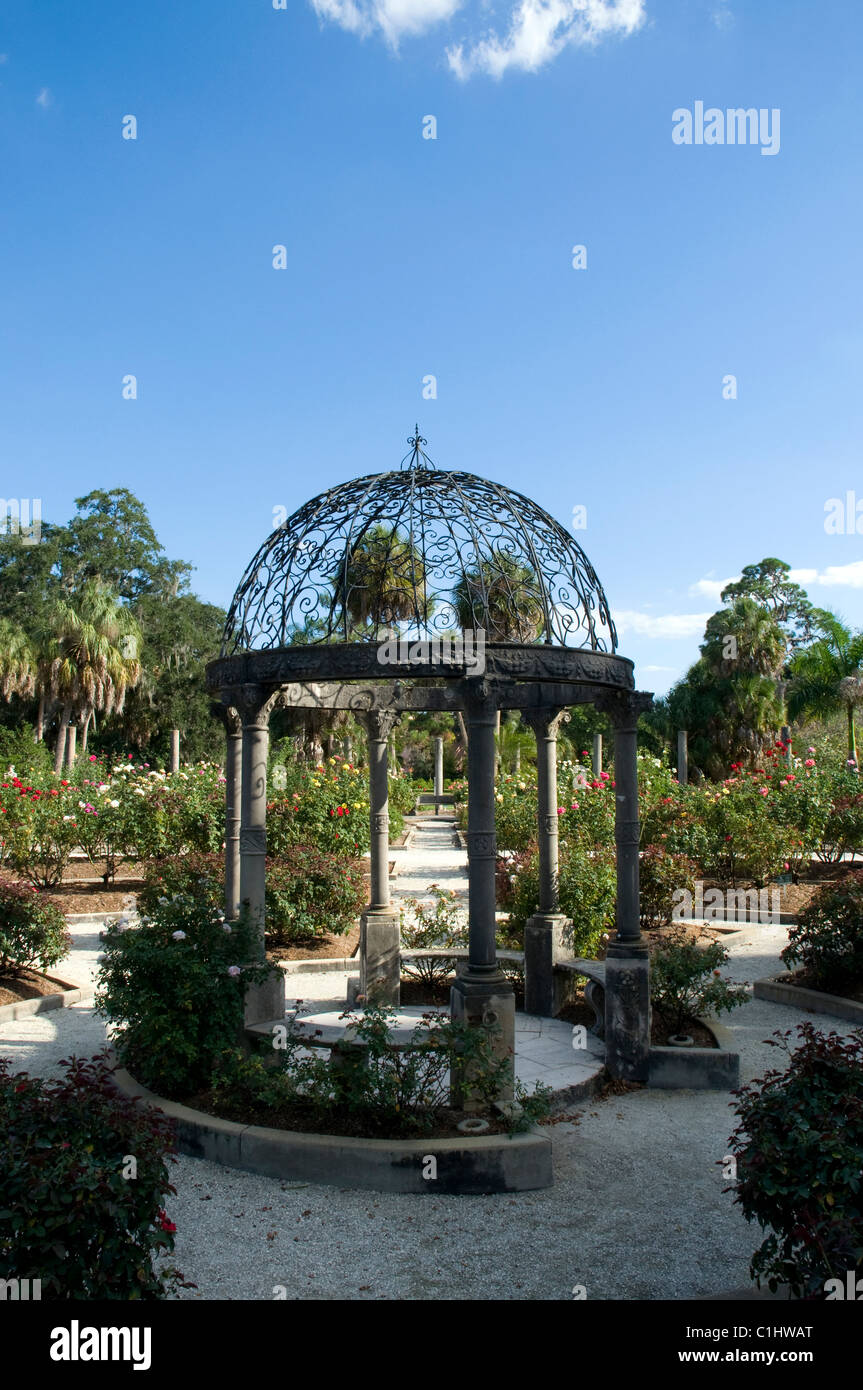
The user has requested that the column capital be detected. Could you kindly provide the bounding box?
[594,689,653,729]
[521,706,570,740]
[211,701,242,736]
[463,676,501,722]
[358,709,401,742]
[235,684,280,729]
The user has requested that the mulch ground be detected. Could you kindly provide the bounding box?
[187,1090,510,1140]
[0,967,72,1007]
[0,859,145,915]
[267,923,361,963]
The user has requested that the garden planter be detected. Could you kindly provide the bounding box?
[648,1017,741,1090]
[108,1060,553,1194]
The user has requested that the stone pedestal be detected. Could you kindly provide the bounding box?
[603,946,650,1081]
[450,965,515,1111]
[359,907,401,1007]
[243,971,286,1030]
[524,912,569,1016]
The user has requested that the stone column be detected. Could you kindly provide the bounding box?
[238,688,284,1028]
[677,730,688,787]
[355,709,400,1007]
[224,709,242,920]
[522,708,569,1016]
[451,681,514,1110]
[592,732,602,778]
[171,728,180,773]
[600,691,653,1083]
[433,735,444,815]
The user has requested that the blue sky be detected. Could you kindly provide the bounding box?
[1,0,861,693]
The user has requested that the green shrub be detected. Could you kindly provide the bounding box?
[265,847,365,945]
[781,869,863,990]
[400,885,468,985]
[0,779,79,888]
[0,726,53,783]
[139,852,224,917]
[506,838,616,956]
[699,782,795,887]
[140,848,365,947]
[649,926,749,1034]
[639,845,697,932]
[95,896,278,1097]
[0,881,71,976]
[728,1024,863,1297]
[0,1052,187,1299]
[492,779,539,853]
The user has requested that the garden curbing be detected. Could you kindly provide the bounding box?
[753,974,863,1024]
[108,1059,554,1194]
[0,974,91,1023]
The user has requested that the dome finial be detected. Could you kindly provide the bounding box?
[402,426,432,470]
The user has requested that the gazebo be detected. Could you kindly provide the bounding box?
[206,431,653,1100]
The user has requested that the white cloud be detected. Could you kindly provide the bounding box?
[791,561,863,590]
[612,609,711,639]
[712,1,734,29]
[36,87,51,108]
[689,574,739,601]
[448,0,645,78]
[311,0,463,44]
[309,0,645,72]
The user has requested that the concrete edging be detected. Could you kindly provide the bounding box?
[753,974,863,1024]
[648,1017,740,1090]
[0,974,91,1023]
[109,1062,553,1194]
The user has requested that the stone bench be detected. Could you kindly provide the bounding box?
[554,958,606,1038]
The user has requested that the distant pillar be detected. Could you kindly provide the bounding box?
[677,730,688,786]
[171,728,180,773]
[434,736,444,815]
[781,725,792,768]
[65,725,77,768]
[592,733,603,778]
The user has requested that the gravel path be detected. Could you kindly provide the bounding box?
[2,875,858,1300]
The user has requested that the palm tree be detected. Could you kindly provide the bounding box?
[667,598,788,777]
[787,614,863,763]
[452,551,544,642]
[0,619,35,702]
[331,524,430,637]
[48,582,142,773]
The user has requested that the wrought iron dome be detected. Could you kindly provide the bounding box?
[221,430,618,657]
